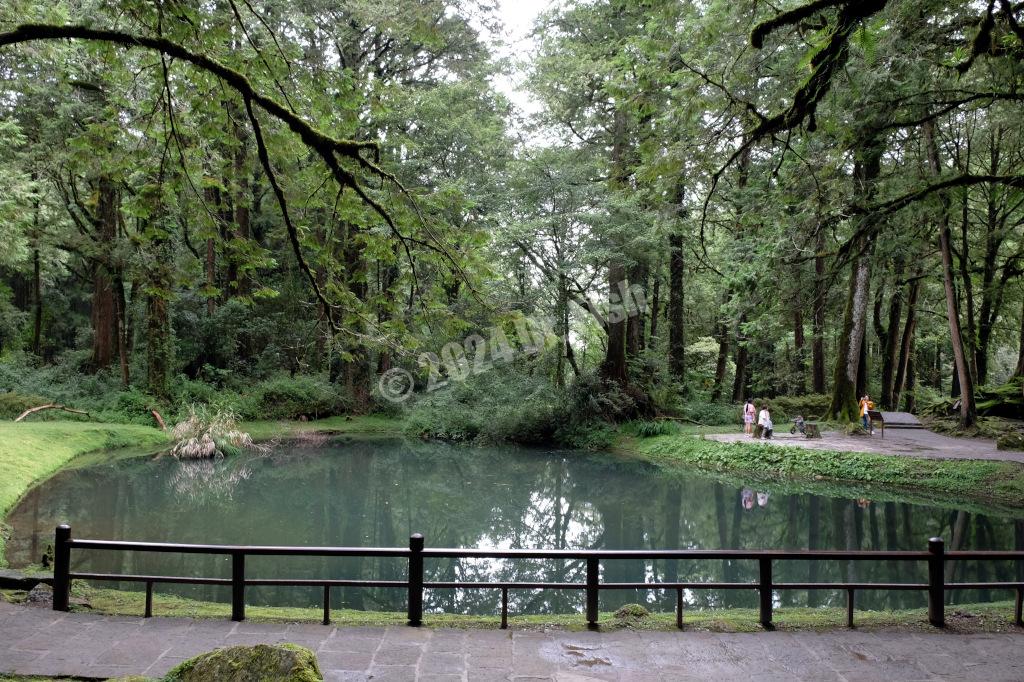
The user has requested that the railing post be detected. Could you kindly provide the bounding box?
[231,551,245,622]
[927,537,945,627]
[1015,587,1022,628]
[408,533,424,626]
[586,557,599,630]
[145,581,154,618]
[52,524,71,612]
[501,587,508,630]
[758,558,773,628]
[676,587,684,630]
[323,585,331,626]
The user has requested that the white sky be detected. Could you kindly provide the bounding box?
[490,0,553,119]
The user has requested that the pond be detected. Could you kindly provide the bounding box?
[6,436,1024,616]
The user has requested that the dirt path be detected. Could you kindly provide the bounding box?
[708,428,1024,464]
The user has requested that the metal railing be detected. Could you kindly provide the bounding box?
[51,524,1024,629]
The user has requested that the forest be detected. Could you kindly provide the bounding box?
[1,0,1023,443]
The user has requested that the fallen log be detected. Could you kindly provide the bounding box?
[14,403,91,422]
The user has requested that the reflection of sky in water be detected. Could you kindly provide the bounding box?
[6,438,1024,615]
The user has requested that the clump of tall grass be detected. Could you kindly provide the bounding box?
[170,405,266,458]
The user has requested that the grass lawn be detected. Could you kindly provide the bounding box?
[0,421,170,567]
[618,433,1024,512]
[242,414,402,441]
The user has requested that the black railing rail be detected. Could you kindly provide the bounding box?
[51,524,1024,630]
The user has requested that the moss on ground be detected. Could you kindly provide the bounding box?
[0,586,1010,635]
[618,434,1024,512]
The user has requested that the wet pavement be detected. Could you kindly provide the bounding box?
[2,601,1024,680]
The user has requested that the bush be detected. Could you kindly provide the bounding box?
[675,401,738,426]
[405,370,565,445]
[0,391,52,420]
[239,376,349,421]
[762,394,831,422]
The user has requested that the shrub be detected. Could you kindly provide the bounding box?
[761,394,831,422]
[240,376,349,420]
[405,370,565,445]
[0,391,52,420]
[675,401,738,426]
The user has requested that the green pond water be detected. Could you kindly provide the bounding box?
[6,436,1024,616]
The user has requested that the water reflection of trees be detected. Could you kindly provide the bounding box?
[5,439,1024,615]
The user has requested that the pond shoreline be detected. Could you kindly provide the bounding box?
[4,415,1024,570]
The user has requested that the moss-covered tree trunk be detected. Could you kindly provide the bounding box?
[828,137,882,421]
[828,244,872,421]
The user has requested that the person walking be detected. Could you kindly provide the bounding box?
[743,399,756,436]
[757,404,771,439]
[859,394,874,433]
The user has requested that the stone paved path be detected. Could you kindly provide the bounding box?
[709,427,1024,463]
[2,602,1024,681]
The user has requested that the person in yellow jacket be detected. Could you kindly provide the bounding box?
[859,395,875,432]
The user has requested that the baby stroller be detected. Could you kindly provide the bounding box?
[790,415,806,435]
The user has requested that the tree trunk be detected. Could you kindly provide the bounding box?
[601,107,631,385]
[793,306,807,395]
[668,233,685,381]
[31,247,42,356]
[626,262,647,361]
[114,276,130,388]
[711,316,730,402]
[600,261,629,384]
[812,226,827,393]
[957,192,978,385]
[924,119,976,428]
[1015,298,1024,378]
[91,177,119,371]
[880,263,904,409]
[827,138,881,421]
[205,237,216,316]
[731,315,748,403]
[892,277,920,410]
[828,247,872,421]
[649,276,660,340]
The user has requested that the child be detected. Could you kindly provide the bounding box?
[743,399,756,436]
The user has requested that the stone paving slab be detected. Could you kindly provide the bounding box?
[2,601,1024,680]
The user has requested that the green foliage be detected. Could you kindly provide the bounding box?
[239,376,349,421]
[762,395,832,422]
[620,419,681,438]
[675,402,739,426]
[405,370,565,445]
[0,391,51,420]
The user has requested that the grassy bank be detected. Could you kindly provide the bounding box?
[3,586,1021,634]
[0,421,170,568]
[620,434,1024,511]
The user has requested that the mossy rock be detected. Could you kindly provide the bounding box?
[162,643,322,682]
[996,432,1024,452]
[613,603,651,624]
